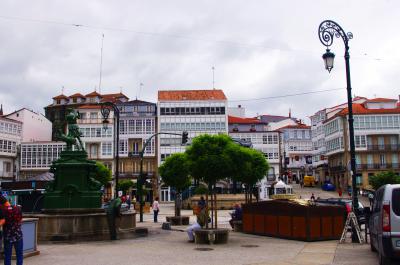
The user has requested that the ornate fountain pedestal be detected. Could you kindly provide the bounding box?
[27,150,139,241]
[43,150,102,209]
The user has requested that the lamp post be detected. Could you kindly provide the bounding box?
[137,131,188,222]
[100,102,120,199]
[318,20,359,242]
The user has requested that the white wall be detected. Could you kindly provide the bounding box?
[6,109,52,142]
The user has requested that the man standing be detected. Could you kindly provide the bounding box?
[0,195,23,265]
[229,203,243,229]
[106,196,122,240]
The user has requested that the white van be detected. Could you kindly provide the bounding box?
[369,184,400,265]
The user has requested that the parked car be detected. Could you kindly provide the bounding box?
[322,181,336,191]
[315,198,366,225]
[303,176,315,187]
[369,184,400,265]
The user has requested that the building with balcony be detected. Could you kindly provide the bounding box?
[0,116,22,181]
[116,99,158,199]
[76,105,114,169]
[19,142,65,179]
[324,97,400,189]
[279,123,312,182]
[157,89,228,201]
[309,97,367,183]
[45,91,128,140]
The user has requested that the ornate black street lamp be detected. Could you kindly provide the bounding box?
[101,102,120,199]
[318,20,359,242]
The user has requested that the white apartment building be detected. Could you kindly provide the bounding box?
[324,98,400,189]
[5,108,52,142]
[279,124,313,181]
[19,142,65,179]
[310,96,367,182]
[157,89,228,201]
[0,117,22,181]
[77,105,114,170]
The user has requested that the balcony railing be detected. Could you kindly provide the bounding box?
[77,118,109,124]
[365,144,400,151]
[119,171,156,178]
[329,165,345,172]
[356,163,400,170]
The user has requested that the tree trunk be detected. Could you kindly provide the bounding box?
[176,192,181,217]
[205,190,209,229]
[215,188,218,229]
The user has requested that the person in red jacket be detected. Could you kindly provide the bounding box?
[0,195,23,265]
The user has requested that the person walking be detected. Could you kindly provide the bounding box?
[152,197,160,223]
[0,195,23,265]
[368,192,374,207]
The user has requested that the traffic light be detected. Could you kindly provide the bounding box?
[182,131,188,145]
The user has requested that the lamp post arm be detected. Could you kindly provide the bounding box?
[138,131,186,222]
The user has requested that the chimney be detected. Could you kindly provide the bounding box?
[0,104,3,116]
[289,108,291,118]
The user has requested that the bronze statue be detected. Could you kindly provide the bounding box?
[57,109,84,151]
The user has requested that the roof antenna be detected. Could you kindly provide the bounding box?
[98,33,105,94]
[61,86,65,95]
[212,66,215,89]
[137,83,143,99]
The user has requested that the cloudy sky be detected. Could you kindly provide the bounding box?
[0,0,399,122]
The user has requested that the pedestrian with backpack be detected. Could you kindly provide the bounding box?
[0,195,23,265]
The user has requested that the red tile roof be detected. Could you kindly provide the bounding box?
[158,89,227,101]
[228,116,262,124]
[102,92,128,99]
[85,91,101,97]
[69,93,85,98]
[278,124,311,130]
[337,103,400,116]
[52,94,69,100]
[366,98,398,103]
[77,105,102,109]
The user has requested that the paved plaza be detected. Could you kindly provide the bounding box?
[27,185,380,265]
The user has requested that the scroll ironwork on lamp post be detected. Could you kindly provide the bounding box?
[101,102,120,199]
[318,20,359,241]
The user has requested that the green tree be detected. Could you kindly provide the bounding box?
[90,161,112,186]
[229,146,269,203]
[185,134,235,229]
[158,153,191,217]
[369,171,400,190]
[117,179,134,194]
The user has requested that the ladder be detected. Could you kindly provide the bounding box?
[340,212,364,244]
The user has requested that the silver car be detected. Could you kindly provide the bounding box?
[370,184,400,265]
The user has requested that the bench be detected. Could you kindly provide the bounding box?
[194,228,229,244]
[232,220,243,232]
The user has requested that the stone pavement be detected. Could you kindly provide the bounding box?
[26,203,379,265]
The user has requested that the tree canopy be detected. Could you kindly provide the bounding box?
[158,153,191,193]
[369,171,400,190]
[90,161,112,186]
[185,134,234,185]
[117,179,134,193]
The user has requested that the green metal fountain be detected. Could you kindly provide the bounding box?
[44,109,102,209]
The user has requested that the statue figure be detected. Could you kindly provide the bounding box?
[57,109,84,151]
